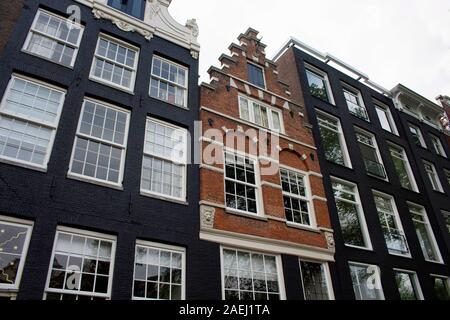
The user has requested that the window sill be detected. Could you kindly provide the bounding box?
[88,77,135,95]
[21,49,75,69]
[148,95,189,111]
[311,96,336,108]
[424,259,445,265]
[67,173,124,191]
[389,252,412,259]
[286,222,321,233]
[345,244,374,252]
[140,191,188,206]
[225,209,268,222]
[0,156,48,173]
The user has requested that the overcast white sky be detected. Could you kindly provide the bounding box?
[169,0,450,102]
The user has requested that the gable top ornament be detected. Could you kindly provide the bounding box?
[77,0,200,59]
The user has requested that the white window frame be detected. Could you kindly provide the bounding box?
[393,269,424,300]
[423,160,444,193]
[372,190,410,257]
[341,83,369,121]
[442,210,450,234]
[0,215,34,292]
[445,169,450,188]
[408,123,427,148]
[0,74,66,171]
[223,149,263,217]
[331,177,372,251]
[280,166,316,229]
[431,275,450,299]
[430,134,447,158]
[408,202,443,264]
[388,142,419,192]
[238,95,284,133]
[89,34,139,93]
[150,55,189,108]
[22,9,84,68]
[132,240,186,300]
[43,226,117,300]
[348,262,385,300]
[305,64,335,105]
[220,246,286,301]
[140,117,188,203]
[67,97,130,189]
[374,101,398,135]
[247,61,266,89]
[355,127,388,181]
[316,109,352,168]
[299,259,335,300]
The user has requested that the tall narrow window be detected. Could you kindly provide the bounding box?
[0,217,33,295]
[331,178,371,249]
[306,65,333,103]
[280,168,312,227]
[45,228,116,300]
[150,56,188,108]
[68,99,130,187]
[225,152,259,215]
[394,270,422,300]
[107,0,146,20]
[409,203,442,263]
[221,248,283,300]
[90,35,139,92]
[388,143,418,191]
[423,161,444,192]
[349,263,384,300]
[133,241,185,300]
[408,124,426,148]
[141,118,187,201]
[317,111,351,167]
[0,75,65,170]
[356,129,386,179]
[247,63,265,89]
[238,96,283,132]
[373,192,409,256]
[299,261,332,300]
[23,9,84,67]
[342,85,368,121]
[430,134,447,157]
[443,210,450,234]
[432,276,450,300]
[375,102,398,134]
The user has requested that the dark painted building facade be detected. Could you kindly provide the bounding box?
[0,0,220,300]
[276,41,450,300]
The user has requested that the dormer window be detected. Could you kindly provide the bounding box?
[108,0,146,20]
[247,62,265,89]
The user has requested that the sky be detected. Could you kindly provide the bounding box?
[169,0,450,102]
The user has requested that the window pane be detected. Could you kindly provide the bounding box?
[376,107,392,132]
[395,272,419,300]
[300,261,329,300]
[433,278,450,300]
[389,145,414,190]
[349,264,383,300]
[307,69,329,102]
[317,115,345,165]
[247,63,265,88]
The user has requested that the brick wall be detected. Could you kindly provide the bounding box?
[0,0,24,57]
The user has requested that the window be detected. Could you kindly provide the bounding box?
[432,276,450,300]
[342,85,368,121]
[394,270,423,300]
[150,56,188,108]
[45,228,116,300]
[373,192,409,256]
[280,168,312,227]
[331,178,371,249]
[23,9,84,67]
[445,170,450,187]
[388,143,418,192]
[90,35,139,92]
[221,248,283,300]
[0,217,33,292]
[133,241,185,300]
[430,134,447,157]
[107,0,146,20]
[408,124,426,148]
[299,261,333,300]
[68,98,130,187]
[247,63,265,89]
[225,152,259,215]
[375,102,397,134]
[349,263,384,300]
[409,203,442,263]
[355,128,386,179]
[238,96,283,132]
[0,75,65,170]
[141,118,187,201]
[443,211,450,234]
[305,65,333,103]
[316,111,351,167]
[423,161,444,192]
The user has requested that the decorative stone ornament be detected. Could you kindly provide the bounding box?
[325,232,335,250]
[200,205,216,229]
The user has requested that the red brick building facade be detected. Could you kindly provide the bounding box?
[199,29,335,300]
